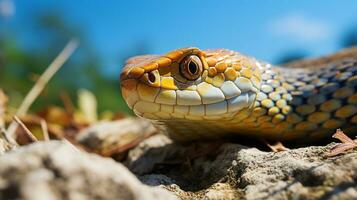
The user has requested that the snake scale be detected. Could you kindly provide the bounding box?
[120,47,357,142]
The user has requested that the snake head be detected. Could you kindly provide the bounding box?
[120,47,261,121]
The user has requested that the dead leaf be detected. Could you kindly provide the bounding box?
[328,129,357,157]
[265,141,290,152]
[76,89,97,124]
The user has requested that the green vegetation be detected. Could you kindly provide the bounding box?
[0,13,131,115]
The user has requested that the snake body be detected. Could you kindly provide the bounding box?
[120,47,357,142]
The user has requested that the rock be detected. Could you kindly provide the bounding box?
[126,135,357,200]
[124,134,173,175]
[202,183,240,200]
[225,143,357,200]
[0,140,177,200]
[139,174,176,186]
[76,118,157,157]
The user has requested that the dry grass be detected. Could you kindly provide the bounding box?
[6,39,79,139]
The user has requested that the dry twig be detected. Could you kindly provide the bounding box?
[0,90,8,127]
[60,91,75,115]
[0,126,18,146]
[40,119,50,141]
[0,91,18,146]
[6,39,79,138]
[13,116,38,142]
[328,129,357,157]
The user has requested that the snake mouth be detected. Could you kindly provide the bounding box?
[121,78,257,121]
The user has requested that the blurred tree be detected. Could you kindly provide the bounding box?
[341,26,357,47]
[275,50,308,64]
[0,11,132,114]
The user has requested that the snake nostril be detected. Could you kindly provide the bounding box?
[148,72,156,83]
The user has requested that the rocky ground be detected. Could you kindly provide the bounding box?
[125,134,357,200]
[0,119,356,200]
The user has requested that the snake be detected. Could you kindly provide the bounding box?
[120,47,357,142]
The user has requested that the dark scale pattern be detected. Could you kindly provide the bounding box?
[266,58,357,141]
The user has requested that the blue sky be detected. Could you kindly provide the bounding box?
[2,0,357,76]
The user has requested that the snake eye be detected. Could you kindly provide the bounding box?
[179,55,203,81]
[148,71,156,83]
